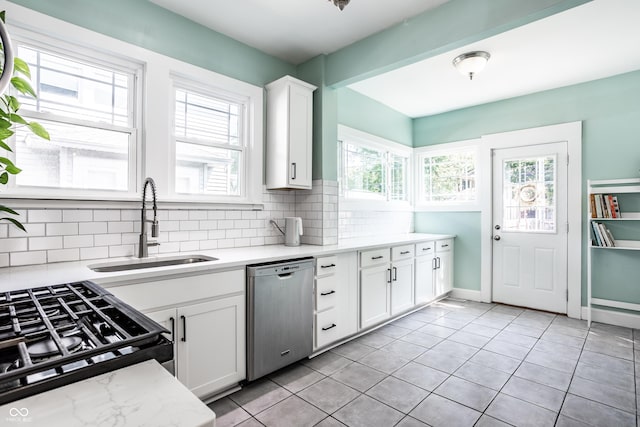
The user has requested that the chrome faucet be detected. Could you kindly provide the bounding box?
[138,177,160,258]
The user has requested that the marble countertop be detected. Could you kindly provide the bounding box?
[0,233,454,291]
[0,360,215,427]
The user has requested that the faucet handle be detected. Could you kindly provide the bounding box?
[147,241,160,247]
[151,221,159,238]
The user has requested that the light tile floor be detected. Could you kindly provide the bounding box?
[209,298,640,427]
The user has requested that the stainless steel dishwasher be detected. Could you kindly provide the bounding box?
[246,258,314,381]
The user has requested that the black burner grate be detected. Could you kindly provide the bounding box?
[0,281,173,404]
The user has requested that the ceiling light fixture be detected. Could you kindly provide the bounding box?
[329,0,350,11]
[452,51,491,80]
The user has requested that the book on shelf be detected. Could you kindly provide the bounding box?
[589,193,622,218]
[590,221,616,247]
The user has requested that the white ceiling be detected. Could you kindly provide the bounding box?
[149,0,450,64]
[349,0,640,117]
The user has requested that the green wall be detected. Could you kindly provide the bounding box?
[413,70,640,301]
[8,0,294,86]
[337,88,413,147]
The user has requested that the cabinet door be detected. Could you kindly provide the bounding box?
[144,307,177,376]
[414,255,435,304]
[288,84,313,188]
[176,295,245,398]
[336,252,359,339]
[435,251,453,296]
[360,264,391,329]
[391,259,414,315]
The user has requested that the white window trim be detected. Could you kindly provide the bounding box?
[338,125,413,212]
[414,138,481,212]
[2,3,263,207]
[2,25,143,200]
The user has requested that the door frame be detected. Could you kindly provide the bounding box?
[479,122,582,318]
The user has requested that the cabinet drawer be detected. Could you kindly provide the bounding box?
[360,249,389,268]
[315,308,340,348]
[436,239,453,252]
[316,275,338,312]
[392,245,414,261]
[416,241,435,257]
[316,255,337,276]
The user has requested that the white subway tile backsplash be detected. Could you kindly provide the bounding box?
[199,220,217,229]
[64,235,95,249]
[80,246,109,260]
[225,229,242,239]
[189,210,208,220]
[168,211,189,221]
[95,234,122,247]
[2,238,28,252]
[121,233,139,245]
[0,253,8,267]
[225,211,241,220]
[200,240,218,250]
[94,210,120,222]
[188,231,208,241]
[161,220,180,232]
[241,211,257,220]
[180,221,199,231]
[63,210,93,222]
[168,231,189,242]
[46,223,79,236]
[0,224,7,238]
[48,248,80,263]
[108,221,134,234]
[217,220,234,230]
[11,251,47,266]
[29,210,62,223]
[9,223,45,238]
[79,222,108,235]
[120,210,138,221]
[180,241,199,252]
[207,211,225,220]
[109,245,134,258]
[208,230,226,240]
[29,236,63,251]
[158,242,180,253]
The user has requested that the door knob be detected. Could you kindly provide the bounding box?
[494,235,501,241]
[495,225,501,230]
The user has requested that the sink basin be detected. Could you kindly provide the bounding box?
[88,255,218,272]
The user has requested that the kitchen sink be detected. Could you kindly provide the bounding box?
[88,255,218,272]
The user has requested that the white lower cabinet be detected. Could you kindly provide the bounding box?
[106,269,245,399]
[414,239,454,303]
[415,252,436,304]
[360,263,391,329]
[435,246,453,296]
[391,258,414,315]
[313,252,358,350]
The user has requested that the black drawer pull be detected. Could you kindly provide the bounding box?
[371,255,384,260]
[322,323,337,331]
[400,251,410,255]
[180,315,186,342]
[441,244,449,248]
[321,290,336,296]
[321,264,336,268]
[422,247,431,251]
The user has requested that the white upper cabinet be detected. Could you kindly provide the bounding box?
[266,75,317,190]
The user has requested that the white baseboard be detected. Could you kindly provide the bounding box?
[450,288,483,302]
[581,306,640,329]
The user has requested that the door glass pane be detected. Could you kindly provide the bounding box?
[502,155,556,232]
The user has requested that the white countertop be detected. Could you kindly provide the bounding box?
[0,360,215,427]
[0,233,454,291]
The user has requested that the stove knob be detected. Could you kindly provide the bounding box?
[99,323,114,335]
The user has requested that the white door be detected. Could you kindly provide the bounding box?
[492,142,568,313]
[360,265,391,328]
[177,296,245,398]
[391,259,414,315]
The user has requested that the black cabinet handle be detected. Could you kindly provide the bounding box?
[372,255,383,260]
[180,315,186,342]
[320,290,336,296]
[393,266,398,281]
[432,258,437,270]
[437,257,441,269]
[422,247,431,251]
[169,317,175,343]
[400,251,410,255]
[387,268,392,283]
[322,323,337,331]
[441,244,449,248]
[291,163,297,180]
[321,264,336,269]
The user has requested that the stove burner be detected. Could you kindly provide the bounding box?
[16,307,60,323]
[27,336,83,359]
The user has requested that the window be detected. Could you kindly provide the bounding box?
[10,39,139,194]
[172,79,248,198]
[338,126,411,205]
[416,143,478,207]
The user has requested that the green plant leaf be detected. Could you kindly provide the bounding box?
[0,172,7,184]
[0,157,21,174]
[0,217,26,232]
[0,117,11,129]
[0,11,5,24]
[0,140,11,152]
[0,205,19,215]
[9,113,27,125]
[11,77,37,98]
[13,58,31,79]
[0,128,13,140]
[7,96,20,112]
[28,122,50,140]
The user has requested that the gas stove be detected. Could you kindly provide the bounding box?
[0,281,173,404]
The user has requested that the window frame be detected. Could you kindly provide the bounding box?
[337,125,413,211]
[3,27,143,200]
[414,139,481,212]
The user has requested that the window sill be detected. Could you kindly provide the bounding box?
[339,199,413,212]
[414,203,481,212]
